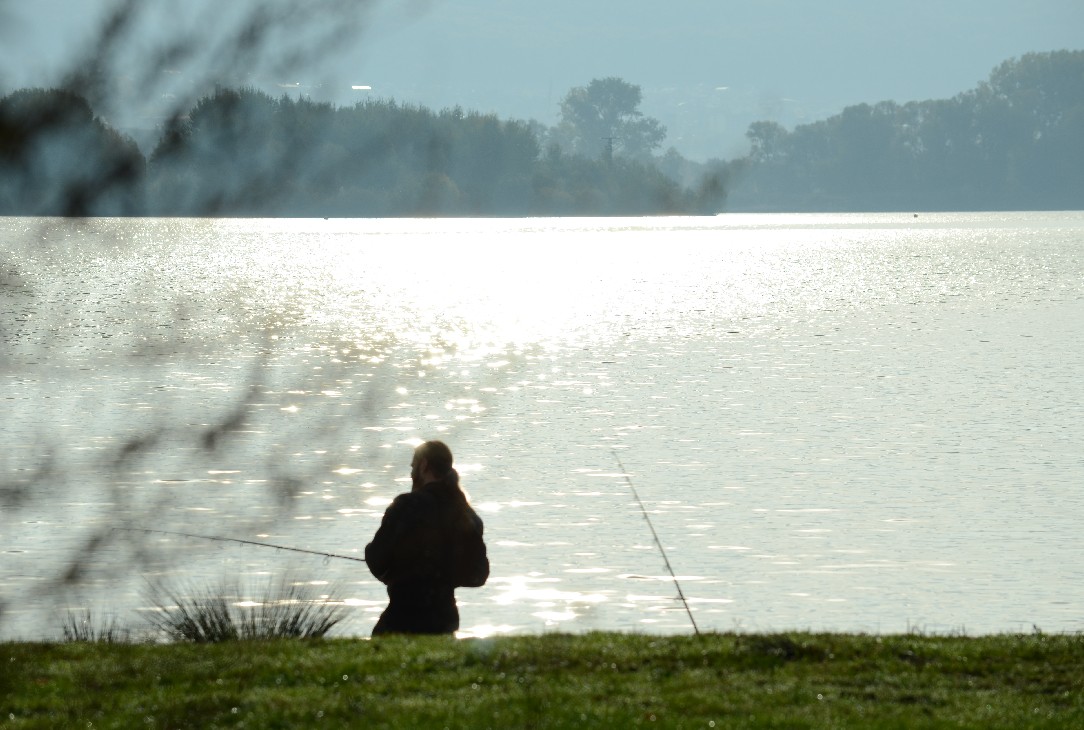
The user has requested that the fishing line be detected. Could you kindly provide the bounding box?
[113,527,366,563]
[612,449,700,636]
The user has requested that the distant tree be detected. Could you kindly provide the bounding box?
[0,88,145,215]
[555,77,666,161]
[148,87,318,214]
[443,112,540,214]
[532,144,689,215]
[2,75,723,219]
[729,50,1084,211]
[148,92,543,216]
[745,121,789,164]
[975,51,1084,206]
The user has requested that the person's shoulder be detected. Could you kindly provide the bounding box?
[383,491,421,515]
[387,488,444,512]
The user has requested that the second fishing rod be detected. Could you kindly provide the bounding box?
[612,449,701,636]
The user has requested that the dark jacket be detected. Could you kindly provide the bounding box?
[365,469,488,635]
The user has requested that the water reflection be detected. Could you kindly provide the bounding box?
[485,574,610,630]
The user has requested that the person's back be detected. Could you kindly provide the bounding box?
[365,442,488,635]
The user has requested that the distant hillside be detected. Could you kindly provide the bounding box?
[725,50,1084,211]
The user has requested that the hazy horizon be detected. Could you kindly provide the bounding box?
[2,0,1081,159]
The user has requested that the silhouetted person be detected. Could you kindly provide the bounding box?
[365,440,489,635]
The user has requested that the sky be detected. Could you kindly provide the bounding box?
[2,0,1081,159]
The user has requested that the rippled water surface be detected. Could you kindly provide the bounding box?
[3,212,1083,638]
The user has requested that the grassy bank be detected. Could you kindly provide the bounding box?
[2,632,1081,728]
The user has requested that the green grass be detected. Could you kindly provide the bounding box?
[1,632,1081,728]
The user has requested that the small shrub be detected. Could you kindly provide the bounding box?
[61,609,130,643]
[145,576,346,642]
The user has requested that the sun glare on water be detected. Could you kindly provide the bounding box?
[287,216,735,362]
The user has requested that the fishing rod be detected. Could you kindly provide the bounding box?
[113,527,366,564]
[612,449,700,636]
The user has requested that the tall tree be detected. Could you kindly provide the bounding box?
[555,77,666,161]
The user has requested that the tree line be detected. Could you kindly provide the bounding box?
[727,50,1084,211]
[0,79,727,218]
[1,50,1081,217]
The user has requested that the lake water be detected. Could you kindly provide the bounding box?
[2,212,1083,639]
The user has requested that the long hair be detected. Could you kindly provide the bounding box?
[417,440,454,479]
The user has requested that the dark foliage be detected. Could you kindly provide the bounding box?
[554,77,667,161]
[730,50,1084,211]
[145,87,706,216]
[0,83,714,217]
[0,88,145,215]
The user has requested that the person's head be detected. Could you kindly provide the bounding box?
[410,440,454,488]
